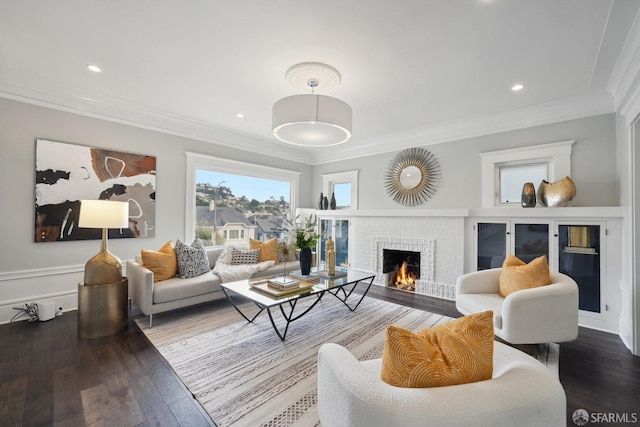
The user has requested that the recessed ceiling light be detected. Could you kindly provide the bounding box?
[236,113,244,118]
[511,83,525,92]
[87,64,101,73]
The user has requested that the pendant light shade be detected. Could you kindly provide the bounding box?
[272,62,352,147]
[272,94,352,147]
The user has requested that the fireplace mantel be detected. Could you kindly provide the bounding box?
[315,206,622,219]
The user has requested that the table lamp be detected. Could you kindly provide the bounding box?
[78,200,129,286]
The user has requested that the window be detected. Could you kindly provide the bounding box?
[186,152,301,246]
[499,162,547,204]
[322,170,359,209]
[479,141,573,208]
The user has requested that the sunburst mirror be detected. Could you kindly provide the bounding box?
[385,147,440,206]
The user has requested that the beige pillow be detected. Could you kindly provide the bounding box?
[249,237,279,263]
[499,255,550,298]
[381,311,494,388]
[141,241,177,282]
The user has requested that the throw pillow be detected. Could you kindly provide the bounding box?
[216,246,235,265]
[249,237,279,263]
[381,310,494,388]
[175,238,210,278]
[499,254,550,298]
[141,241,177,282]
[231,248,260,265]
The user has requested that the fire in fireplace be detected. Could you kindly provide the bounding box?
[383,249,420,292]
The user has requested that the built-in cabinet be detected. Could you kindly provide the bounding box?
[318,217,350,268]
[473,218,606,315]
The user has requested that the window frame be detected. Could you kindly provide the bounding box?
[185,152,301,243]
[321,170,359,210]
[479,141,574,208]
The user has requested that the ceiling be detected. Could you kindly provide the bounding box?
[1,1,639,164]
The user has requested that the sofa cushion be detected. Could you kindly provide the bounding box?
[153,273,223,304]
[499,255,550,298]
[175,238,211,278]
[141,241,177,282]
[381,310,494,388]
[231,248,260,265]
[250,237,279,263]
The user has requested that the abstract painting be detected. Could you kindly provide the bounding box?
[35,139,156,242]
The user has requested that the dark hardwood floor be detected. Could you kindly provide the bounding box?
[1,287,638,426]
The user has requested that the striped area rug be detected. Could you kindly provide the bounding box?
[136,296,450,426]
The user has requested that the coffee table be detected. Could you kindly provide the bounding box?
[220,270,375,340]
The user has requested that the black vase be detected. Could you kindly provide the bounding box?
[318,192,324,210]
[330,193,336,209]
[299,247,312,275]
[323,196,329,210]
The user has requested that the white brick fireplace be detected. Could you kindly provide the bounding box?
[337,212,466,300]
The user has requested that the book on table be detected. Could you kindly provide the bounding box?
[288,271,321,282]
[267,276,300,289]
[249,282,311,298]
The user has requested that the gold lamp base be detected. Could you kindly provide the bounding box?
[78,278,128,339]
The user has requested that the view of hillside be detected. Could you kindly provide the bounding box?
[195,182,290,215]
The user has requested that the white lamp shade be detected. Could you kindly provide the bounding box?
[273,94,352,147]
[79,200,129,229]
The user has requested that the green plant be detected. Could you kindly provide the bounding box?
[288,214,321,249]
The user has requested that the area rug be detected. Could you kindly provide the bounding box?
[136,298,558,426]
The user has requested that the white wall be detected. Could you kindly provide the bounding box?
[312,114,618,209]
[0,98,313,323]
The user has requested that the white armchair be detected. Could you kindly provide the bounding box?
[317,341,566,427]
[456,269,579,344]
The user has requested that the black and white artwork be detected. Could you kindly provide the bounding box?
[35,139,156,242]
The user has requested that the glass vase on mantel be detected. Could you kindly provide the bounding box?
[299,247,313,275]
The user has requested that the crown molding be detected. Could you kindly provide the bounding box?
[0,68,314,164]
[607,6,640,125]
[0,67,615,167]
[310,91,615,165]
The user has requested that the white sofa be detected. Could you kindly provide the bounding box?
[127,245,290,327]
[317,341,566,427]
[456,269,579,344]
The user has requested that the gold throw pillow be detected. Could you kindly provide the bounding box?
[499,254,550,297]
[381,310,494,388]
[249,237,279,263]
[141,241,178,282]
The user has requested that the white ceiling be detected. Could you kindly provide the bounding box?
[1,1,639,164]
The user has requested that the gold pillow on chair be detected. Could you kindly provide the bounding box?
[499,255,550,297]
[381,310,494,388]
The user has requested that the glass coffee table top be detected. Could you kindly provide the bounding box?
[220,269,375,340]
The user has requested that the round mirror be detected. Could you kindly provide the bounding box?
[384,147,440,206]
[399,165,422,189]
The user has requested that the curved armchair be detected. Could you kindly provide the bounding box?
[456,269,578,344]
[317,342,566,427]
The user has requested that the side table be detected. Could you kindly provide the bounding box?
[78,278,128,339]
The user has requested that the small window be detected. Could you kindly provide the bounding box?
[333,182,351,208]
[499,163,547,204]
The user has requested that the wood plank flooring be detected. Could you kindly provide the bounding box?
[0,286,638,426]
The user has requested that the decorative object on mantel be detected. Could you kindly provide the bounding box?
[385,147,440,206]
[330,193,337,209]
[521,182,537,207]
[323,195,329,210]
[272,62,352,147]
[537,176,576,207]
[326,236,336,275]
[318,192,324,210]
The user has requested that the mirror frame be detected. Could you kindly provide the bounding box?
[384,147,440,206]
